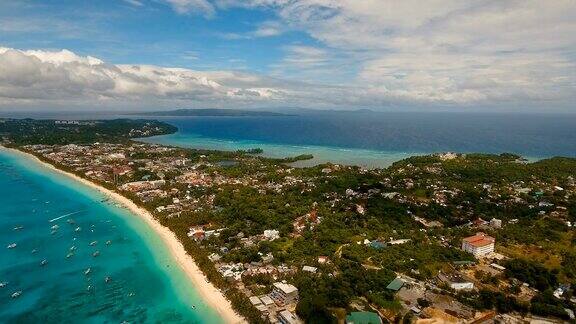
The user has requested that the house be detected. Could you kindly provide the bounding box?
[208,253,221,262]
[388,239,410,245]
[302,266,317,273]
[263,229,280,241]
[270,282,299,305]
[438,273,474,291]
[345,311,382,324]
[386,278,405,291]
[318,256,330,264]
[462,232,495,257]
[278,310,302,324]
[187,227,205,241]
[249,296,262,306]
[472,218,488,227]
[259,295,275,306]
[490,218,502,228]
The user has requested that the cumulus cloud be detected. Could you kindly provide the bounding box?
[0,47,293,106]
[215,0,576,106]
[1,1,575,110]
[0,46,440,109]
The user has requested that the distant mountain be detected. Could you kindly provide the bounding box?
[135,109,290,117]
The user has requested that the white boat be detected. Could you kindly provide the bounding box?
[51,224,59,230]
[105,277,111,283]
[69,246,77,251]
[7,243,17,249]
[89,241,97,246]
[84,268,91,275]
[106,240,112,245]
[75,227,81,232]
[13,226,24,231]
[40,259,48,266]
[31,249,38,254]
[11,291,22,298]
[92,251,100,257]
[0,282,7,288]
[66,253,74,259]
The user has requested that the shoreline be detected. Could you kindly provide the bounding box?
[2,146,245,324]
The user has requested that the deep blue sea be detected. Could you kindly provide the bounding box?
[138,111,576,168]
[0,148,223,323]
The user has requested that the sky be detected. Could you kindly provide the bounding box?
[0,0,575,112]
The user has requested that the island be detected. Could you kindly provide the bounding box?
[1,118,575,324]
[134,108,290,117]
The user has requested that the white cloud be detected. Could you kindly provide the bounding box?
[214,0,576,107]
[0,47,285,105]
[0,46,425,109]
[252,20,284,37]
[0,46,574,110]
[122,0,144,7]
[216,20,285,40]
[164,0,215,16]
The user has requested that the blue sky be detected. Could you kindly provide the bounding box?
[0,0,575,111]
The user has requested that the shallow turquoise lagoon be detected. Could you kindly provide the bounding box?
[140,132,419,169]
[0,148,223,323]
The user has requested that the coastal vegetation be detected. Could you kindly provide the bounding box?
[0,118,176,145]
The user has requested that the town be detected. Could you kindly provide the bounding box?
[1,119,575,324]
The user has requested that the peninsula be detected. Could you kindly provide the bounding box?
[1,118,575,324]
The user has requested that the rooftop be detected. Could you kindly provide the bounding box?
[463,232,495,247]
[346,311,382,324]
[273,282,298,294]
[386,278,405,291]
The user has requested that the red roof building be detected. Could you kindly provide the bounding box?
[462,232,495,257]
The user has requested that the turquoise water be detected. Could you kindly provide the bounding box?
[0,148,223,323]
[140,132,420,169]
[137,113,575,168]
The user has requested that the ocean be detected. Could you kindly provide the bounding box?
[0,148,223,323]
[138,111,576,168]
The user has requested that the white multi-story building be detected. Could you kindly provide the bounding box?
[270,282,299,305]
[462,232,495,257]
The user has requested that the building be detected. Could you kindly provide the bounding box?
[263,229,280,241]
[345,311,382,324]
[386,278,405,291]
[438,273,474,291]
[490,218,502,228]
[278,310,302,324]
[302,265,317,273]
[462,232,495,257]
[187,227,205,241]
[270,282,299,305]
[317,256,330,264]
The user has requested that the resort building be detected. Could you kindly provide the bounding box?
[270,282,299,305]
[462,232,495,257]
[278,310,302,324]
